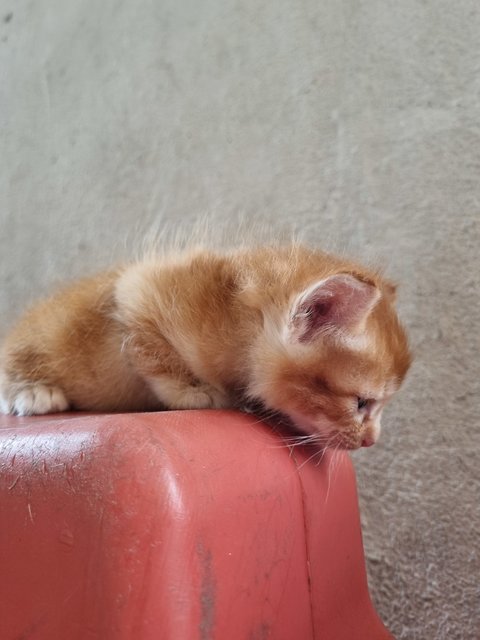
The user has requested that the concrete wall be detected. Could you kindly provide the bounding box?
[2,1,480,637]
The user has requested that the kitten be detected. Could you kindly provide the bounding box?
[0,243,411,449]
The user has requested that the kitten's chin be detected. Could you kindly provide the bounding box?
[281,410,367,451]
[245,401,367,451]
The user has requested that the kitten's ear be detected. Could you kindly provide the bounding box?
[289,274,380,342]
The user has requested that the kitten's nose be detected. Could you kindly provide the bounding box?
[361,419,381,448]
[361,435,375,447]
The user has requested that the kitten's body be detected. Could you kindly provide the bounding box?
[0,244,411,449]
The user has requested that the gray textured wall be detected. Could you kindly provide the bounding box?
[2,1,480,638]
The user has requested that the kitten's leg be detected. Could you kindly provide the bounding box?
[147,375,229,410]
[0,348,70,415]
[0,380,69,416]
[124,334,230,410]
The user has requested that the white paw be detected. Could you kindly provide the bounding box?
[9,384,69,416]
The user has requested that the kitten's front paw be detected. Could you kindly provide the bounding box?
[182,384,230,410]
[2,384,70,416]
[148,376,230,410]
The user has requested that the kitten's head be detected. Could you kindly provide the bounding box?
[249,272,411,450]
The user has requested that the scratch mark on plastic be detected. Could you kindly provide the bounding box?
[197,540,216,640]
[8,475,20,490]
[249,622,271,640]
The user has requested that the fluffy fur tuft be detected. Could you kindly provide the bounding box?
[0,243,411,449]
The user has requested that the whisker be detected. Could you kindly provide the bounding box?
[294,448,326,472]
[315,434,339,465]
[325,439,342,504]
[269,434,323,451]
[281,433,317,441]
[282,434,320,444]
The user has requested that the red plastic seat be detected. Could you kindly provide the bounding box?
[0,410,392,640]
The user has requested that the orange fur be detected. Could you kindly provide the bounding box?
[0,243,411,449]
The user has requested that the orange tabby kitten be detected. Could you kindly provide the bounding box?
[0,243,411,449]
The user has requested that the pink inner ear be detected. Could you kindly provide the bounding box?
[291,274,380,342]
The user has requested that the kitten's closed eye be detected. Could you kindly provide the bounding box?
[357,397,373,411]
